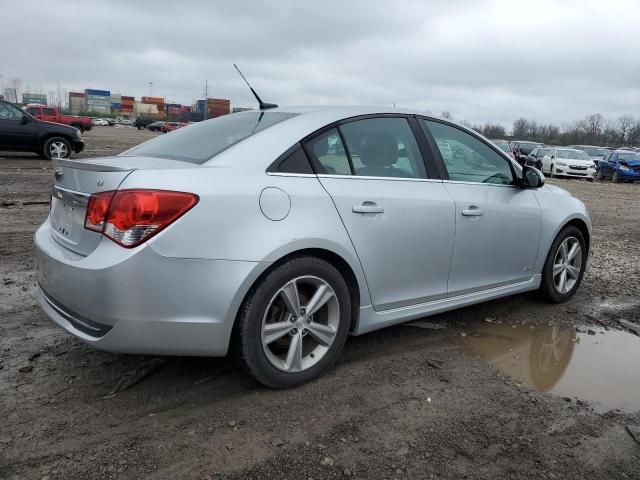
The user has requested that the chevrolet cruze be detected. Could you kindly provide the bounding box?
[35,106,591,388]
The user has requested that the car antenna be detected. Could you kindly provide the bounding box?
[234,64,278,110]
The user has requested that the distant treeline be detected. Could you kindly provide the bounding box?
[442,111,640,147]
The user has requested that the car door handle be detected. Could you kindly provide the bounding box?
[461,207,484,217]
[353,203,384,214]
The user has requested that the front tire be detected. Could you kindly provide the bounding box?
[539,225,587,303]
[235,256,351,388]
[612,171,620,183]
[42,137,72,160]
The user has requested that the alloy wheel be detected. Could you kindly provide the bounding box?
[552,236,582,294]
[261,276,340,373]
[49,141,69,159]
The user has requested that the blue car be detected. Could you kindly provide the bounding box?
[597,150,640,183]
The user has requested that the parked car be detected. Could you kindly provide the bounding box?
[91,118,109,126]
[491,140,515,159]
[541,148,596,180]
[34,106,591,388]
[23,105,92,132]
[526,147,553,170]
[0,99,84,159]
[120,119,132,126]
[146,121,165,132]
[161,121,188,133]
[596,150,640,182]
[133,117,156,130]
[568,145,608,166]
[104,118,116,126]
[510,141,544,166]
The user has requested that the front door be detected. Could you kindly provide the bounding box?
[0,102,36,150]
[422,119,542,295]
[305,117,455,311]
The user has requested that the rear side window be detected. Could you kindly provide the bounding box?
[121,112,298,164]
[341,117,427,179]
[44,108,56,116]
[269,145,314,174]
[306,128,352,175]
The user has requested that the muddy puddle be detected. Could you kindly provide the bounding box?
[458,322,640,412]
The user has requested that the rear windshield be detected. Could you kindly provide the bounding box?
[121,112,298,164]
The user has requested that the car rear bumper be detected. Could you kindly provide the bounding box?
[34,220,265,356]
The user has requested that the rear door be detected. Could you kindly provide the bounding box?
[305,116,455,311]
[0,102,36,150]
[421,119,542,295]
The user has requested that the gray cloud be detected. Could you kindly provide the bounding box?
[2,0,639,127]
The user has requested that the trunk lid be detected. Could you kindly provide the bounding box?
[50,158,134,256]
[49,156,196,256]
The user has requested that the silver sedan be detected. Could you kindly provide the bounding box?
[35,106,591,388]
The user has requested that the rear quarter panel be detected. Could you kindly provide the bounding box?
[118,166,373,307]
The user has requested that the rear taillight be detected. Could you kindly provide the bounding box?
[84,189,198,248]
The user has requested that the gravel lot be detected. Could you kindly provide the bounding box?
[1,127,639,479]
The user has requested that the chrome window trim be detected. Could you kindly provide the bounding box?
[265,172,317,178]
[316,174,444,183]
[441,179,518,189]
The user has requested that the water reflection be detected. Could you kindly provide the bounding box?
[458,323,640,412]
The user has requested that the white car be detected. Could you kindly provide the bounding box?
[541,148,596,181]
[91,118,109,126]
[120,119,132,125]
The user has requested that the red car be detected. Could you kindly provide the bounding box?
[161,122,188,133]
[24,105,92,132]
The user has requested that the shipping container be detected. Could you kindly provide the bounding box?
[111,103,122,109]
[69,91,85,98]
[141,96,165,104]
[121,95,135,102]
[85,89,110,97]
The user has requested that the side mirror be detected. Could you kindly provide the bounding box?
[21,115,30,124]
[521,165,545,189]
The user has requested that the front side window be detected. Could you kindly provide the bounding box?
[43,108,56,116]
[340,117,427,179]
[424,120,514,185]
[0,103,24,121]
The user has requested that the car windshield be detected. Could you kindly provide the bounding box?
[495,143,511,152]
[122,112,298,164]
[619,153,640,161]
[518,143,539,154]
[577,146,606,157]
[556,149,589,160]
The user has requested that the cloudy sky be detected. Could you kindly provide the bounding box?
[1,0,639,127]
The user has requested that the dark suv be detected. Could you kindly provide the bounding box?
[133,117,157,130]
[0,100,84,159]
[510,140,544,166]
[526,147,553,170]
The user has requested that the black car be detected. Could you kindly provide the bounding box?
[526,146,553,170]
[511,140,544,166]
[0,100,84,160]
[133,117,157,130]
[147,121,166,132]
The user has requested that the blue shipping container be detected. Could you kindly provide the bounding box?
[85,89,110,97]
[111,103,122,109]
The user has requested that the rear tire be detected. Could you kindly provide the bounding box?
[539,225,587,303]
[548,165,554,178]
[42,137,72,160]
[234,256,351,389]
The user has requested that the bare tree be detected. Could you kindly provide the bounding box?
[617,115,635,145]
[441,110,452,119]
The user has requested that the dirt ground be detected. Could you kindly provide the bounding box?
[1,126,639,479]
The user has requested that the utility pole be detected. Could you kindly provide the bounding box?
[148,82,153,96]
[203,79,208,120]
[0,74,4,95]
